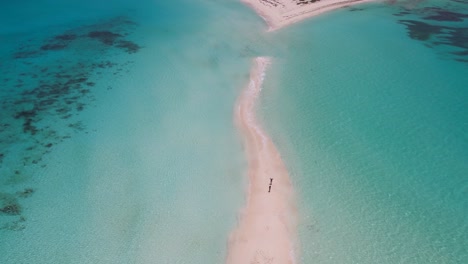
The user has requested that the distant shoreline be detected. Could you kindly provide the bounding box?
[241,0,377,30]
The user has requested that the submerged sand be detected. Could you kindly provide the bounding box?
[242,0,377,30]
[226,57,297,264]
[226,2,380,262]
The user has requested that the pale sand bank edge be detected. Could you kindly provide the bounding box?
[242,0,379,30]
[226,57,297,264]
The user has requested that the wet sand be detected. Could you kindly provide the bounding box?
[226,3,378,262]
[226,57,297,264]
[242,0,377,30]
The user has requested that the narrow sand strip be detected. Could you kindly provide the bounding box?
[242,0,378,30]
[226,57,297,264]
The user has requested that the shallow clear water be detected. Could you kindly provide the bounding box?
[261,1,468,263]
[1,0,467,263]
[0,0,269,263]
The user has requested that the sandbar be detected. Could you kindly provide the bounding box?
[226,57,297,264]
[242,0,378,30]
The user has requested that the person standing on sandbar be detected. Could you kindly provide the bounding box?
[268,178,273,193]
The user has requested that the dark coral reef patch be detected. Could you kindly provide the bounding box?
[395,0,468,64]
[422,8,468,22]
[16,188,34,198]
[88,31,123,45]
[0,194,22,216]
[12,16,142,59]
[399,20,443,41]
[399,19,468,61]
[116,40,141,54]
[0,15,141,231]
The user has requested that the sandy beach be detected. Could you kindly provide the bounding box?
[242,0,377,30]
[226,57,297,264]
[226,2,378,262]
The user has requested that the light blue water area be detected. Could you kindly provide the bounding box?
[3,0,466,263]
[0,0,269,263]
[260,1,467,263]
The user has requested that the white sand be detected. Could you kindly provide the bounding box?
[226,57,297,264]
[226,1,382,262]
[242,0,378,30]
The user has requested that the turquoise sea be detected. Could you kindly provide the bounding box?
[1,0,467,263]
